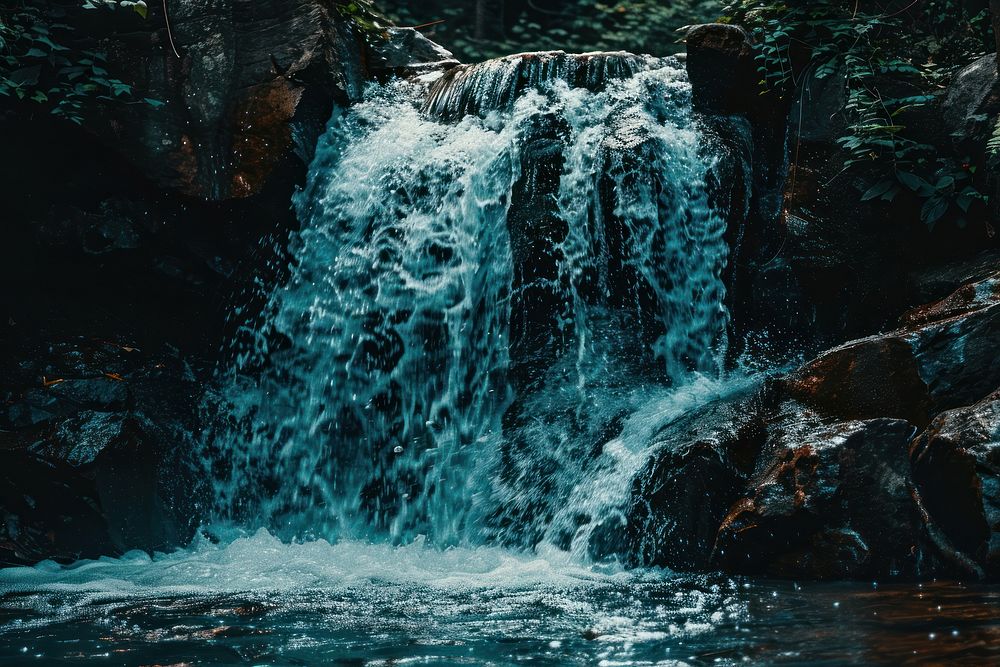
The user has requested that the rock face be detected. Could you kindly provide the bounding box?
[624,390,764,569]
[724,24,1000,361]
[684,24,756,116]
[627,270,1000,580]
[714,413,927,579]
[685,23,796,355]
[942,54,1000,153]
[0,338,201,565]
[367,27,460,78]
[423,51,647,119]
[88,0,366,200]
[1,2,452,566]
[911,391,1000,578]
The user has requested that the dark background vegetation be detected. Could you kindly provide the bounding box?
[377,1,721,61]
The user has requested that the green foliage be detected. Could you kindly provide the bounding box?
[724,0,992,229]
[377,1,721,62]
[336,0,392,41]
[0,1,152,124]
[988,115,1000,162]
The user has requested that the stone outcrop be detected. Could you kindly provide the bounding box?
[423,50,647,119]
[0,337,201,565]
[911,390,1000,578]
[685,23,797,357]
[624,389,764,569]
[942,54,1000,154]
[713,413,929,579]
[367,27,460,79]
[84,0,366,201]
[628,270,1000,580]
[1,1,456,567]
[684,24,756,117]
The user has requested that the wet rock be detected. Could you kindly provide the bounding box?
[909,249,1000,305]
[625,390,765,569]
[74,0,366,200]
[905,282,1000,411]
[0,338,202,565]
[0,412,183,564]
[0,454,116,566]
[942,54,1000,151]
[900,270,1000,329]
[781,271,1000,423]
[687,24,796,352]
[423,51,648,119]
[911,390,1000,577]
[367,27,460,78]
[781,336,932,426]
[712,411,929,579]
[684,24,755,116]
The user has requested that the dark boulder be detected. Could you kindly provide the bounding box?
[909,249,1000,305]
[942,54,1000,153]
[781,336,932,427]
[900,269,1000,329]
[780,270,1000,424]
[911,390,1000,578]
[624,388,765,569]
[0,338,202,565]
[712,410,930,579]
[83,0,366,200]
[367,27,460,79]
[904,274,1000,411]
[686,24,796,359]
[684,24,756,117]
[423,51,647,119]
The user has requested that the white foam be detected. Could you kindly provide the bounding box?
[0,529,637,601]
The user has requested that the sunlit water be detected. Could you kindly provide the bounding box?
[4,55,999,665]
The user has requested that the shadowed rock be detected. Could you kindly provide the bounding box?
[623,389,765,569]
[0,338,202,565]
[70,0,367,200]
[911,390,1000,578]
[781,270,1000,423]
[712,412,928,579]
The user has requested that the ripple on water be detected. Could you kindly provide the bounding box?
[1,535,998,665]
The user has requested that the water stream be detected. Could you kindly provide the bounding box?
[209,53,730,552]
[1,53,997,666]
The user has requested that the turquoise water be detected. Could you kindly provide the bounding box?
[5,55,997,667]
[1,533,998,665]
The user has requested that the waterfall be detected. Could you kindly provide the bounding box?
[207,52,730,558]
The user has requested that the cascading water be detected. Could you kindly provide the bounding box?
[7,49,995,667]
[208,52,732,558]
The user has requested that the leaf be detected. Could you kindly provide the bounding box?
[897,171,932,194]
[921,196,948,226]
[861,178,894,201]
[8,64,41,86]
[935,176,955,190]
[881,185,901,202]
[33,36,68,52]
[956,194,974,213]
